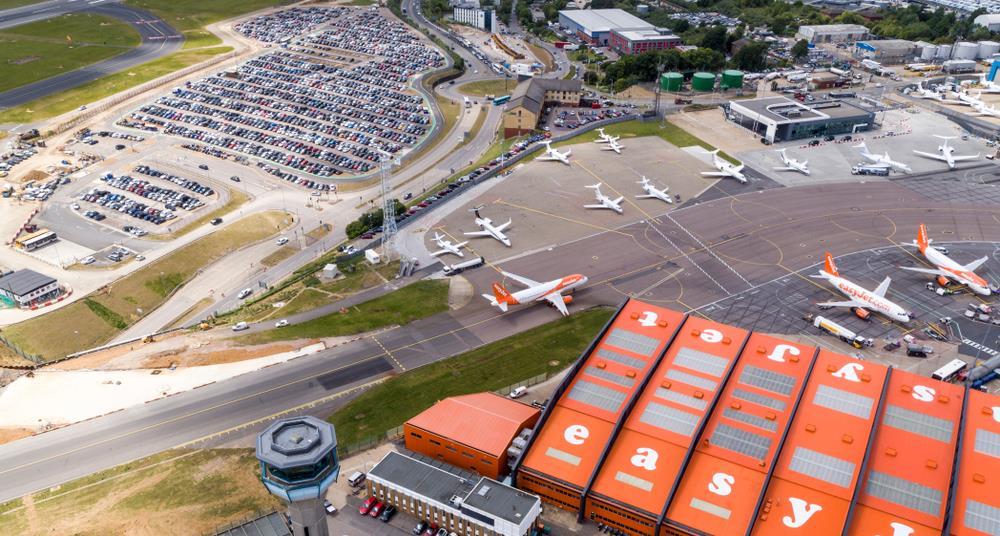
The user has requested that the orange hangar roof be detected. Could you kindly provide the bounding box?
[848,368,964,535]
[664,334,815,536]
[405,392,540,457]
[750,350,890,536]
[517,300,684,497]
[947,389,1000,536]
[587,316,749,518]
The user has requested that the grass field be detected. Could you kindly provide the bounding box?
[260,245,295,267]
[0,449,281,536]
[328,307,613,447]
[0,13,140,93]
[149,187,249,241]
[527,42,553,72]
[236,279,449,345]
[1,211,291,360]
[547,119,740,164]
[0,45,232,123]
[0,0,43,8]
[457,78,517,97]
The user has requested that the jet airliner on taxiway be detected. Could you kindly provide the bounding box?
[483,271,588,316]
[900,224,993,296]
[811,252,911,323]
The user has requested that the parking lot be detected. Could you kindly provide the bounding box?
[540,103,632,134]
[117,7,445,179]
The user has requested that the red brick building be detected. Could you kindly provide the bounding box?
[610,29,681,56]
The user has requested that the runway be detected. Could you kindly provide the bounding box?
[0,0,181,110]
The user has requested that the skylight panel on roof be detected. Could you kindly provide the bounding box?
[974,428,1000,459]
[738,366,796,396]
[673,347,728,377]
[883,405,953,443]
[723,408,778,432]
[653,388,708,411]
[639,401,699,437]
[615,471,654,492]
[965,499,1000,535]
[566,379,627,413]
[732,388,787,411]
[788,446,856,488]
[597,348,645,369]
[604,328,661,357]
[586,366,636,387]
[866,470,942,516]
[812,384,874,420]
[711,423,772,460]
[665,369,718,391]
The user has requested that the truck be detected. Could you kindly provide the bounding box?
[463,96,470,109]
[443,256,484,275]
[851,165,890,176]
[807,314,873,348]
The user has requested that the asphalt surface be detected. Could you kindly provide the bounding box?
[0,0,182,109]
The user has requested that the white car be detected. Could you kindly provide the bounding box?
[71,203,80,210]
[232,321,249,331]
[276,237,289,246]
[81,256,95,265]
[238,288,253,299]
[275,319,289,328]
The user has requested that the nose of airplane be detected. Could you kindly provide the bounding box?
[579,276,589,285]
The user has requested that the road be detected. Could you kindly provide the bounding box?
[0,0,182,109]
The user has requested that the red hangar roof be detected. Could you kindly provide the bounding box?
[405,392,540,457]
[518,300,685,491]
[949,389,1000,536]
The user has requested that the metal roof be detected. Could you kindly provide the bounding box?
[950,389,1000,535]
[463,478,540,525]
[558,9,653,34]
[215,512,290,536]
[405,393,539,457]
[256,416,337,469]
[0,269,56,297]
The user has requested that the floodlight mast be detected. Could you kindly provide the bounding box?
[377,148,400,263]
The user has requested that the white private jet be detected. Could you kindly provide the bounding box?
[583,183,624,214]
[700,149,747,183]
[602,138,624,154]
[971,100,1000,118]
[975,73,1000,94]
[429,232,468,257]
[537,140,571,165]
[635,176,672,204]
[773,148,810,175]
[811,252,911,323]
[911,82,966,104]
[463,206,512,247]
[594,128,619,144]
[853,142,911,173]
[900,224,993,296]
[482,271,588,316]
[912,136,979,170]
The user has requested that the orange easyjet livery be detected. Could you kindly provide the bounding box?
[483,271,587,316]
[901,224,993,296]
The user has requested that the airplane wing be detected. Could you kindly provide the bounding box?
[701,171,729,177]
[612,196,624,204]
[873,276,891,297]
[464,230,492,237]
[950,154,980,162]
[430,248,449,257]
[583,204,609,209]
[635,194,655,199]
[912,150,947,161]
[899,265,948,276]
[965,256,989,272]
[494,219,512,232]
[816,300,865,309]
[773,166,795,171]
[502,271,541,287]
[543,292,569,316]
[536,155,555,161]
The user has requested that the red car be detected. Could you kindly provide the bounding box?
[423,524,438,536]
[359,496,377,515]
[369,501,385,518]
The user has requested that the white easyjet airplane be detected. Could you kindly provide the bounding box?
[635,176,672,204]
[773,148,810,175]
[583,183,624,214]
[811,252,912,323]
[594,128,619,144]
[700,149,747,183]
[901,224,993,296]
[483,271,588,316]
[429,232,468,257]
[602,138,624,154]
[854,142,912,173]
[463,206,512,247]
[912,136,979,170]
[537,141,571,165]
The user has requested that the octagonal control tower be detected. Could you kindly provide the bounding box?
[256,416,339,536]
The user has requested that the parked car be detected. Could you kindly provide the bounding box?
[379,505,396,522]
[359,497,378,515]
[210,218,223,225]
[369,501,385,518]
[198,164,209,170]
[232,321,249,331]
[230,175,241,182]
[275,319,289,328]
[238,288,253,299]
[423,524,438,536]
[277,237,289,245]
[413,521,428,535]
[323,500,337,515]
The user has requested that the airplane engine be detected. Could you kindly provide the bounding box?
[563,295,574,304]
[937,275,950,287]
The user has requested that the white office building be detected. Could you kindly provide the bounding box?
[795,24,869,44]
[454,5,496,33]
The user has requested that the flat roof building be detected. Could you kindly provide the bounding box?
[454,5,496,33]
[727,96,875,143]
[0,269,59,309]
[610,29,681,56]
[558,9,654,46]
[795,24,868,44]
[855,39,919,65]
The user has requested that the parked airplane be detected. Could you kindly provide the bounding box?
[429,232,468,257]
[901,224,992,296]
[700,149,747,183]
[594,128,619,144]
[971,100,1000,118]
[853,142,911,173]
[910,82,966,104]
[773,148,810,175]
[811,252,911,323]
[635,176,672,204]
[463,206,512,247]
[975,73,1000,94]
[602,138,624,154]
[537,140,571,165]
[912,135,979,169]
[583,183,624,214]
[482,271,588,316]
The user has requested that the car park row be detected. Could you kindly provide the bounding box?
[98,172,205,212]
[132,165,216,197]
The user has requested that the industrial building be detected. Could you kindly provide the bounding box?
[404,392,540,479]
[609,29,681,56]
[0,269,60,309]
[726,96,875,143]
[510,298,1000,536]
[974,13,1000,32]
[367,451,541,536]
[503,78,582,137]
[557,9,654,46]
[453,5,496,33]
[854,39,919,65]
[794,24,868,44]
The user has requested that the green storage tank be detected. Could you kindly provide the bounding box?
[721,69,744,89]
[691,72,715,92]
[661,72,683,91]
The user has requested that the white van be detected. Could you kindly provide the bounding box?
[232,321,249,331]
[347,471,366,487]
[509,386,528,399]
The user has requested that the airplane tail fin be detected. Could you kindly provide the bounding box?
[824,251,839,277]
[916,224,929,252]
[488,281,519,311]
[433,232,443,241]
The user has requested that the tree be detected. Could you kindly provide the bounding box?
[731,41,769,71]
[791,39,809,60]
[701,25,728,52]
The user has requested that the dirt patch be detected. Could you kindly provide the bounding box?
[16,169,48,184]
[139,341,301,368]
[8,56,39,65]
[0,427,34,446]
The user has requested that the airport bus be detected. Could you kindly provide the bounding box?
[15,229,57,252]
[493,95,511,105]
[932,358,968,382]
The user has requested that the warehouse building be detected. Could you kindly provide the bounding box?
[854,39,919,65]
[558,9,654,46]
[609,29,681,56]
[503,78,582,137]
[0,269,60,308]
[404,392,540,479]
[509,298,1000,536]
[726,96,875,143]
[795,24,868,44]
[454,4,496,33]
[367,451,541,536]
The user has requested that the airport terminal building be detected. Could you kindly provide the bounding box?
[726,96,876,143]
